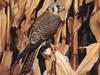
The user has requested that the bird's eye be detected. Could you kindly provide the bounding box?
[52,7,54,12]
[56,5,59,8]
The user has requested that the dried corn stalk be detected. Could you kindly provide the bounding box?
[6,5,11,50]
[54,26,62,48]
[61,21,67,53]
[54,25,69,54]
[12,0,26,28]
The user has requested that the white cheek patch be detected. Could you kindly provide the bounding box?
[54,6,58,14]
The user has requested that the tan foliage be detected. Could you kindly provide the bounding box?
[90,10,100,42]
[0,9,7,52]
[0,0,100,75]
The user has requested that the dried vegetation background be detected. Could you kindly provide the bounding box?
[0,0,100,75]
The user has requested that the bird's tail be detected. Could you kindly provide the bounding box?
[10,43,35,71]
[20,50,38,74]
[20,42,46,74]
[16,43,35,63]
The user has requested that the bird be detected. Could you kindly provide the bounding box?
[13,2,65,74]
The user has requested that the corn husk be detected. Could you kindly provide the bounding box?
[44,48,75,75]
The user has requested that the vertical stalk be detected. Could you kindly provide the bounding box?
[68,17,74,50]
[62,20,66,46]
[60,20,67,54]
[54,26,62,48]
[73,0,79,70]
[73,15,79,70]
[6,4,11,50]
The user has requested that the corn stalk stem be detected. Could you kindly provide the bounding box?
[62,20,66,45]
[73,16,78,70]
[68,17,74,49]
[6,4,11,50]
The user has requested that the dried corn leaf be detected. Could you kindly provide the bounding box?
[0,8,7,52]
[26,0,40,18]
[12,0,26,28]
[55,51,75,75]
[76,43,100,75]
[79,0,93,6]
[10,61,22,75]
[57,0,72,20]
[0,0,9,7]
[16,29,28,53]
[11,3,18,18]
[1,51,13,69]
[0,65,10,75]
[21,0,40,33]
[31,59,41,75]
[90,10,100,42]
[37,0,54,17]
[85,0,93,4]
[44,48,74,75]
[74,0,79,13]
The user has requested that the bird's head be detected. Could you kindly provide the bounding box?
[47,2,65,16]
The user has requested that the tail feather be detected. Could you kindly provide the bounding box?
[20,42,46,74]
[20,50,38,74]
[10,43,34,69]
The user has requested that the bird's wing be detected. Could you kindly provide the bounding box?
[30,11,62,41]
